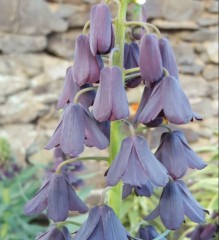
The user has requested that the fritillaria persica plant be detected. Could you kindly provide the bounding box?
[24,0,209,239]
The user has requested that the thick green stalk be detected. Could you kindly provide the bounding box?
[108,0,129,217]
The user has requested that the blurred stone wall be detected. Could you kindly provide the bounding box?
[0,0,218,167]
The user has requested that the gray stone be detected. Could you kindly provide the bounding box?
[0,75,29,97]
[212,99,218,117]
[152,19,199,30]
[190,98,213,118]
[0,0,68,35]
[180,75,213,98]
[0,34,47,54]
[207,1,219,13]
[0,91,50,124]
[182,28,218,42]
[197,17,219,27]
[144,0,163,19]
[203,65,219,81]
[68,4,90,27]
[173,43,195,65]
[179,62,203,75]
[47,30,80,59]
[204,42,219,64]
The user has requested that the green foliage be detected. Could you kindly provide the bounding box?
[0,138,11,163]
[0,165,47,240]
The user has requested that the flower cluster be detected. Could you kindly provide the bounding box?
[23,1,208,239]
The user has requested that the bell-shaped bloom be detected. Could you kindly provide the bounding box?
[73,34,100,86]
[90,4,114,55]
[124,42,141,88]
[186,224,217,240]
[159,38,179,80]
[140,34,163,84]
[24,173,88,222]
[155,130,207,179]
[145,180,207,230]
[137,225,166,240]
[106,135,168,188]
[122,181,154,199]
[93,67,129,122]
[45,103,109,156]
[137,76,201,125]
[75,205,130,240]
[36,225,71,240]
[57,66,96,109]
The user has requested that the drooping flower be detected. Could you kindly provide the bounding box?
[74,205,130,240]
[137,225,166,240]
[93,66,129,122]
[145,180,208,230]
[136,76,201,125]
[89,3,114,55]
[186,224,218,240]
[140,34,163,84]
[36,225,71,240]
[45,103,109,156]
[24,173,88,222]
[106,135,168,188]
[122,181,154,199]
[155,130,207,179]
[124,42,141,88]
[73,34,101,86]
[56,66,96,109]
[159,38,179,80]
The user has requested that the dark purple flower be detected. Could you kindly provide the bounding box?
[137,225,166,240]
[155,130,207,179]
[137,76,200,125]
[122,181,154,199]
[159,38,179,80]
[186,224,218,240]
[24,173,88,222]
[57,66,96,109]
[140,34,163,84]
[106,136,168,188]
[145,180,207,230]
[73,34,100,86]
[45,103,109,156]
[93,67,129,122]
[74,205,130,240]
[90,4,114,55]
[124,43,141,88]
[36,225,71,240]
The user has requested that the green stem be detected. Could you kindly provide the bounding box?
[73,87,96,104]
[108,0,129,217]
[124,67,140,75]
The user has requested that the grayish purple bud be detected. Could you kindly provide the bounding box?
[186,224,217,240]
[93,67,129,122]
[140,34,163,84]
[75,205,130,240]
[24,173,88,222]
[159,38,179,79]
[73,34,100,86]
[90,4,114,55]
[137,225,166,240]
[106,136,168,188]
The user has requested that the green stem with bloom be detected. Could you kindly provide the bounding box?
[124,67,140,75]
[108,0,129,217]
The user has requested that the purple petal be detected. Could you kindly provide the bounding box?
[122,184,133,199]
[101,205,128,240]
[134,181,154,197]
[110,66,129,120]
[134,136,168,187]
[74,206,101,240]
[60,104,85,156]
[57,66,79,109]
[61,226,72,240]
[73,35,100,86]
[159,38,179,80]
[155,132,188,179]
[160,181,184,230]
[47,174,69,222]
[162,76,193,124]
[140,34,163,84]
[90,4,113,55]
[66,181,88,213]
[36,226,62,240]
[200,224,217,240]
[144,205,160,221]
[106,137,133,186]
[45,120,62,150]
[93,67,113,121]
[88,220,105,239]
